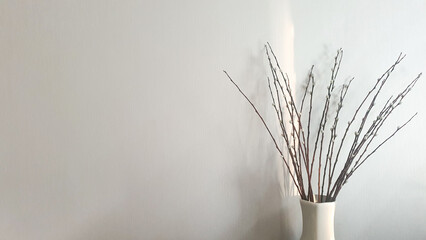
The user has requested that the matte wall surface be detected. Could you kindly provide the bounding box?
[0,1,425,240]
[0,0,290,239]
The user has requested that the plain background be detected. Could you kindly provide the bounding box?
[0,0,425,239]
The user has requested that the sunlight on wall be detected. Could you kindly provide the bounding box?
[269,0,298,197]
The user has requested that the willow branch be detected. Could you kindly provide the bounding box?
[345,112,417,182]
[329,53,406,199]
[224,70,303,196]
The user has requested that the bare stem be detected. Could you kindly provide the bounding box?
[225,46,420,203]
[224,70,303,196]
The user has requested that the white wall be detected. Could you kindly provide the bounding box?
[0,1,425,240]
[0,0,291,239]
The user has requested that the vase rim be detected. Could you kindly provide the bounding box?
[300,196,335,205]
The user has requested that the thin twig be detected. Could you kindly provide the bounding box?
[225,47,420,203]
[224,70,303,196]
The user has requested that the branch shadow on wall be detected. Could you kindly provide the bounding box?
[223,47,302,240]
[227,154,302,240]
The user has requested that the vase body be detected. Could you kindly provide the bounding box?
[300,198,335,240]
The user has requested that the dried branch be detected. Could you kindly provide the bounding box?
[311,49,342,202]
[328,53,406,199]
[225,45,420,203]
[343,73,422,185]
[224,70,303,196]
[346,112,417,181]
[321,79,352,199]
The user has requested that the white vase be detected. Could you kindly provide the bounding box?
[300,198,335,240]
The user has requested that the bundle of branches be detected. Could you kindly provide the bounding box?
[224,43,421,202]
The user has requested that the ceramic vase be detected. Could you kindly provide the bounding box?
[300,197,335,240]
